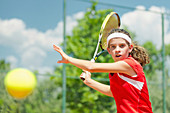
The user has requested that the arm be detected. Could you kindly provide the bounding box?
[53,45,136,76]
[80,71,113,97]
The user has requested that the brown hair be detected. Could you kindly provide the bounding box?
[108,29,150,66]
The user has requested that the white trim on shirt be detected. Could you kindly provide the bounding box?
[117,73,144,91]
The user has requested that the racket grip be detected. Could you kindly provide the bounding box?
[80,72,86,81]
[80,59,95,81]
[90,59,95,63]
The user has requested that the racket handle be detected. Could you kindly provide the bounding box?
[90,59,95,63]
[80,59,95,81]
[80,72,86,81]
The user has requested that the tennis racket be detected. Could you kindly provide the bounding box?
[80,12,121,81]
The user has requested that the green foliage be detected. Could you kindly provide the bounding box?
[0,60,10,72]
[54,2,170,113]
[165,44,170,55]
[19,78,62,113]
[142,42,170,113]
[0,60,62,113]
[0,2,170,113]
[54,3,170,112]
[54,3,116,113]
[143,41,162,77]
[123,25,136,40]
[0,76,62,113]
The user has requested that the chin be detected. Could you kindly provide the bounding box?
[113,57,119,61]
[113,56,126,62]
[116,57,125,61]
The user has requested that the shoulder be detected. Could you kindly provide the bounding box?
[123,57,141,67]
[111,60,136,76]
[122,57,143,75]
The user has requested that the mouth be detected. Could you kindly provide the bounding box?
[115,55,122,57]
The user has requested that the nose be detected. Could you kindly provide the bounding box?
[115,46,120,52]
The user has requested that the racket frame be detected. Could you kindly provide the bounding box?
[80,12,120,81]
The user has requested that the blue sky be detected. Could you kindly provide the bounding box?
[0,0,170,73]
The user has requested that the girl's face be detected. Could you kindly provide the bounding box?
[107,38,133,62]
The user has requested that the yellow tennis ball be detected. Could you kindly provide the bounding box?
[4,68,37,99]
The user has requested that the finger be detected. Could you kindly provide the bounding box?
[83,70,91,75]
[80,72,86,81]
[53,44,57,49]
[53,45,60,51]
[53,45,58,50]
[57,60,63,63]
[82,69,87,72]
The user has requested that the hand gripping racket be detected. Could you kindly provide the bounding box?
[80,12,121,81]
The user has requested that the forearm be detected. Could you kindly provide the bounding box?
[67,56,93,72]
[54,44,133,74]
[85,79,113,97]
[67,56,115,73]
[67,56,132,74]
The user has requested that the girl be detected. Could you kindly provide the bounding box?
[53,29,153,113]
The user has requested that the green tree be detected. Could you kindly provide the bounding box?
[0,60,62,113]
[54,3,117,113]
[0,60,10,71]
[142,41,162,78]
[54,2,170,113]
[19,77,62,113]
[0,60,13,113]
[142,42,170,113]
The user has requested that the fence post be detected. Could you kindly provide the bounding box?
[62,0,66,113]
[161,13,166,113]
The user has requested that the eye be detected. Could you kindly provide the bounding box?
[120,44,125,48]
[111,45,116,49]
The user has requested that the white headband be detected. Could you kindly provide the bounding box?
[107,33,132,45]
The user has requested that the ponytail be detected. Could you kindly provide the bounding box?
[130,42,150,66]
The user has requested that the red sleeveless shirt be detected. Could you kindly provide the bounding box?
[109,57,153,113]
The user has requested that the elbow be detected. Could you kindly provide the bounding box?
[85,63,96,73]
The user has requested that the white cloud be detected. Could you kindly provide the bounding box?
[6,56,18,69]
[0,18,60,72]
[37,66,54,75]
[136,6,146,10]
[0,18,60,52]
[0,11,84,73]
[20,47,46,68]
[0,18,25,37]
[165,33,170,43]
[73,11,84,20]
[121,6,170,48]
[45,12,84,45]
